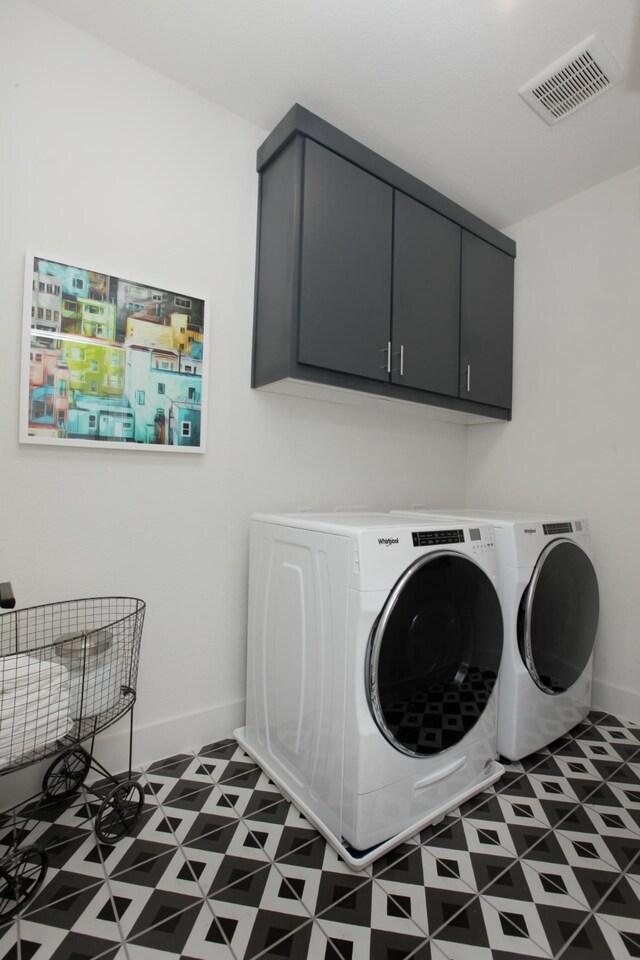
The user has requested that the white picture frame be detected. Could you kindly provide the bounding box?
[20,250,209,453]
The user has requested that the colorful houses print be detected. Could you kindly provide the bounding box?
[25,257,205,448]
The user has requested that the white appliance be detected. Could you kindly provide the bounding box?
[392,509,600,761]
[236,512,504,869]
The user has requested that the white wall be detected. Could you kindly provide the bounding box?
[466,163,640,722]
[0,0,467,800]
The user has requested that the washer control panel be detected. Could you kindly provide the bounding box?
[410,526,495,552]
[469,526,495,554]
[412,529,465,546]
[543,521,573,535]
[356,522,498,590]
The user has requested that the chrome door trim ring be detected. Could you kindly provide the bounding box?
[521,537,590,695]
[366,549,480,758]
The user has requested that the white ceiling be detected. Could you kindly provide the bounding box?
[30,0,640,229]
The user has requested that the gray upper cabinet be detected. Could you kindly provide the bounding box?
[392,192,461,395]
[299,140,393,382]
[252,105,516,422]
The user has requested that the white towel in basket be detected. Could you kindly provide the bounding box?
[0,688,71,741]
[0,714,72,756]
[0,654,72,769]
[0,714,73,769]
[0,654,67,692]
[0,681,61,722]
[0,716,73,768]
[0,663,68,721]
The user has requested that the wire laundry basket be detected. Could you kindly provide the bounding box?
[0,596,145,920]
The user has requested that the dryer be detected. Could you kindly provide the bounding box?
[236,512,504,868]
[392,509,600,761]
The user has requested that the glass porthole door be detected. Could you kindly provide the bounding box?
[518,539,599,694]
[367,552,503,757]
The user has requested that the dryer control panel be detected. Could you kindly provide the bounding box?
[410,527,495,553]
[543,522,573,535]
[468,527,495,555]
[353,523,498,591]
[412,529,465,546]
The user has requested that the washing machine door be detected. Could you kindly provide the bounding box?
[367,552,503,757]
[518,539,599,695]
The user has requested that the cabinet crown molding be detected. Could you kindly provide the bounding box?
[257,104,515,259]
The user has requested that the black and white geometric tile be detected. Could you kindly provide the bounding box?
[1,710,639,959]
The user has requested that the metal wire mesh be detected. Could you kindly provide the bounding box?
[0,598,145,776]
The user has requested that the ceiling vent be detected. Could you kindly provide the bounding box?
[519,35,624,125]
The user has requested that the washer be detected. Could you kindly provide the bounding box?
[235,512,504,868]
[391,509,600,761]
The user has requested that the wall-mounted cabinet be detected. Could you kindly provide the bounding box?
[252,105,515,423]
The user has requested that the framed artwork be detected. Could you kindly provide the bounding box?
[20,252,208,452]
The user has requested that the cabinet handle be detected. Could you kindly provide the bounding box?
[380,343,391,373]
[466,364,471,392]
[400,344,404,377]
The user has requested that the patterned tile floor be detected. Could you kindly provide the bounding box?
[1,710,639,959]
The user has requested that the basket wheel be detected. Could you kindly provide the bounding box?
[95,780,144,844]
[43,747,91,800]
[0,846,48,921]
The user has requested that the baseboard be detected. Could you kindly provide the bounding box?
[1,697,245,813]
[591,678,640,725]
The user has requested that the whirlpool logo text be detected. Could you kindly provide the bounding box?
[378,537,399,546]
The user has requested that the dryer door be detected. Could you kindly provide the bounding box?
[367,552,503,757]
[518,539,599,695]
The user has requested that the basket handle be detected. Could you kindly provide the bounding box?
[0,581,16,610]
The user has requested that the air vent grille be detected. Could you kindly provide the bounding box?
[519,36,623,125]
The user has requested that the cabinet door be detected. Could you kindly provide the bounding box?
[392,192,461,394]
[298,139,393,381]
[460,231,514,409]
